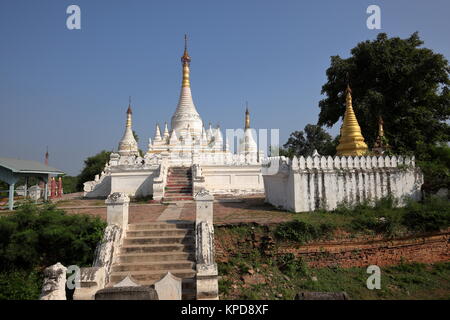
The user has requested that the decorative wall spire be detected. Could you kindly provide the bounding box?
[118,99,139,156]
[163,122,169,139]
[154,123,162,141]
[336,84,368,156]
[169,129,179,144]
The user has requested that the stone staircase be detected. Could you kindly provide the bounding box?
[108,221,197,300]
[163,167,193,202]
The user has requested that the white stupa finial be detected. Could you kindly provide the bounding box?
[154,123,162,141]
[169,128,179,144]
[163,122,169,139]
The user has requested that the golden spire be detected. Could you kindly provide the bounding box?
[336,85,368,156]
[181,34,191,88]
[377,116,384,138]
[373,116,389,154]
[126,96,132,127]
[245,102,250,129]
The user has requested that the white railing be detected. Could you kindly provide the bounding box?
[262,155,415,174]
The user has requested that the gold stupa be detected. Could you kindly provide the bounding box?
[336,85,368,156]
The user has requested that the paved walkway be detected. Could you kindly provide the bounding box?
[60,196,295,225]
[156,202,184,222]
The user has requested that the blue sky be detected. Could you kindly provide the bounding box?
[0,0,449,175]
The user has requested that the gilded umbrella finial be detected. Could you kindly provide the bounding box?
[181,34,191,87]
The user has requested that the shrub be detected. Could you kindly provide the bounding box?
[275,220,334,243]
[0,269,42,300]
[416,143,450,195]
[403,197,450,232]
[0,202,106,271]
[277,253,309,277]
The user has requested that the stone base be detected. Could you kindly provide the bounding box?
[196,264,219,300]
[73,267,106,300]
[95,286,159,300]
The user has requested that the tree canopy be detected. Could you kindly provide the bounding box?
[318,32,450,155]
[282,124,337,157]
[76,150,111,191]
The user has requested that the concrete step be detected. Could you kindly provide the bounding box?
[127,229,193,238]
[121,243,194,254]
[128,222,194,231]
[164,193,193,197]
[162,196,194,201]
[117,252,195,263]
[137,277,196,289]
[165,185,192,189]
[165,189,192,194]
[112,259,194,272]
[124,236,194,246]
[166,179,192,183]
[165,186,192,190]
[110,269,196,283]
[112,260,195,272]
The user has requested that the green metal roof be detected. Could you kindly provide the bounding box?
[0,157,64,175]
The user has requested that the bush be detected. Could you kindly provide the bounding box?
[277,253,309,277]
[416,143,450,195]
[275,220,334,243]
[0,202,106,271]
[0,269,42,300]
[403,197,450,232]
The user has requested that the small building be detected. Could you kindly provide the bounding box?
[0,157,64,210]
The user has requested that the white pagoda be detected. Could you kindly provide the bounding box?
[84,36,264,200]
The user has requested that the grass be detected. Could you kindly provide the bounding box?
[218,257,450,300]
[272,196,450,243]
[217,196,450,300]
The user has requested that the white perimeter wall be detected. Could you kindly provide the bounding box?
[262,156,423,212]
[111,169,159,197]
[200,165,264,195]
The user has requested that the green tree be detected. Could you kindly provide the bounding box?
[76,150,111,191]
[283,124,337,157]
[133,130,144,157]
[318,32,450,155]
[60,175,78,194]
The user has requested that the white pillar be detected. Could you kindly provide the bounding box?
[194,190,218,300]
[105,192,130,231]
[8,183,15,211]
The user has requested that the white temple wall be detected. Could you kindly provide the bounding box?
[262,156,423,213]
[84,175,111,198]
[197,165,264,195]
[110,169,159,198]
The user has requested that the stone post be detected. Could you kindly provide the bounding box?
[40,262,67,300]
[105,192,130,230]
[8,183,15,211]
[194,190,219,300]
